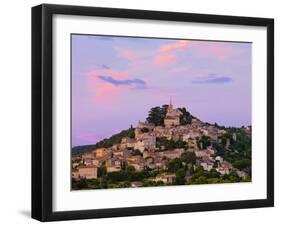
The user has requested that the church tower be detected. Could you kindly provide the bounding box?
[164,98,182,127]
[167,98,173,113]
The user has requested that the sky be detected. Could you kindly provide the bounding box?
[72,34,252,147]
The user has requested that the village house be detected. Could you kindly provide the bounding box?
[221,161,233,170]
[77,165,98,179]
[182,130,201,141]
[146,162,156,170]
[112,150,123,157]
[215,161,233,175]
[106,158,121,167]
[120,137,136,149]
[195,150,209,158]
[128,163,144,172]
[127,155,142,162]
[106,166,121,173]
[159,148,185,160]
[134,133,156,152]
[206,147,216,155]
[95,148,108,158]
[153,173,176,184]
[154,161,166,170]
[143,150,155,159]
[153,126,165,136]
[83,158,94,166]
[200,162,214,171]
[91,159,100,167]
[135,121,155,140]
[216,166,230,175]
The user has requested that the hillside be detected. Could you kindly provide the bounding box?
[72,126,135,156]
[72,105,196,156]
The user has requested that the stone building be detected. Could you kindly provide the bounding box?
[164,100,182,127]
[77,165,98,179]
[95,148,108,158]
[153,173,176,184]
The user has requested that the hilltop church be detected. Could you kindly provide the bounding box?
[164,100,182,127]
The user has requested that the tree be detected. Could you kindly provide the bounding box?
[126,165,136,172]
[197,135,211,149]
[180,152,196,165]
[194,176,207,184]
[146,105,168,126]
[156,137,187,150]
[223,171,241,183]
[167,158,182,172]
[76,178,88,189]
[233,159,251,170]
[98,165,107,177]
[178,107,193,125]
[175,168,186,185]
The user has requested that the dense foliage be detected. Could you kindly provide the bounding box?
[187,166,244,185]
[197,135,211,149]
[156,137,187,150]
[214,128,251,173]
[178,107,194,125]
[146,105,168,126]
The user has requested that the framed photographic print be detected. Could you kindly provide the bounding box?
[32,4,274,221]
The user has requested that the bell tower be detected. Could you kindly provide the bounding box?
[167,98,173,113]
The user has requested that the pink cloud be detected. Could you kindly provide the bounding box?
[205,43,234,60]
[87,68,146,107]
[159,40,189,53]
[191,41,237,61]
[154,54,176,65]
[115,41,191,67]
[87,69,129,106]
[154,40,190,65]
[115,47,145,60]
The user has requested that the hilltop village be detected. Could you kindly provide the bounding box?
[72,101,251,189]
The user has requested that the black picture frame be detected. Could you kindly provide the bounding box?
[32,4,274,222]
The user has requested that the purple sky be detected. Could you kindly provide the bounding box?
[72,34,252,147]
